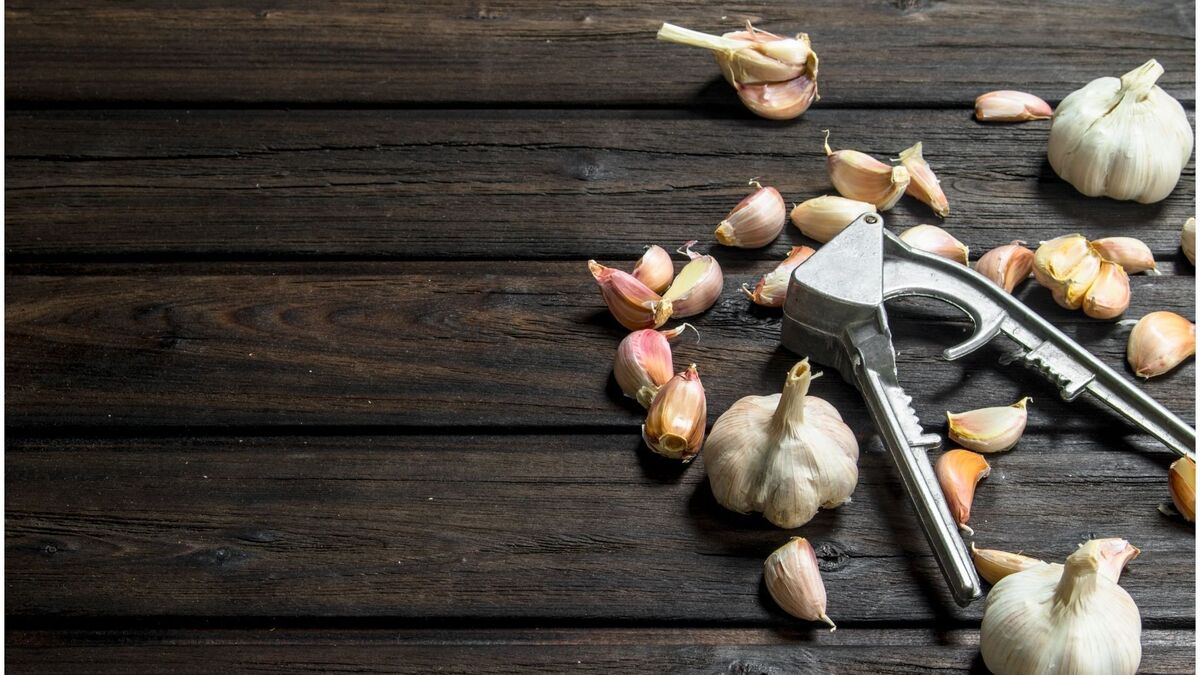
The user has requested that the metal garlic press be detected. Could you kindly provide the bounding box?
[781,213,1197,606]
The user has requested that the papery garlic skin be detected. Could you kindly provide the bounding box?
[716,184,787,248]
[1033,234,1102,310]
[614,325,692,408]
[764,537,836,630]
[705,359,859,528]
[1081,259,1131,320]
[1048,59,1193,204]
[824,132,910,211]
[1169,456,1195,522]
[947,397,1030,453]
[898,224,969,265]
[1127,311,1196,378]
[632,245,674,294]
[897,142,949,217]
[971,543,1048,585]
[1183,217,1196,265]
[975,241,1034,293]
[980,539,1142,675]
[790,195,878,243]
[659,242,724,317]
[1090,237,1158,275]
[589,260,673,330]
[642,364,706,461]
[935,449,990,534]
[975,90,1054,122]
[744,245,816,307]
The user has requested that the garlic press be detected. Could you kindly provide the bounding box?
[781,212,1196,606]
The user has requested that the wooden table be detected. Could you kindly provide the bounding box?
[5,2,1195,672]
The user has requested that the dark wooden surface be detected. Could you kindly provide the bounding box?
[5,1,1195,673]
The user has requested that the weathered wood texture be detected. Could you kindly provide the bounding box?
[5,1,1194,106]
[6,434,1194,621]
[6,628,1195,674]
[6,109,1196,260]
[6,263,1193,429]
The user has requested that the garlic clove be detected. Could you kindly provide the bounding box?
[631,245,674,294]
[898,224,969,265]
[613,324,695,408]
[763,537,836,630]
[897,142,949,218]
[641,363,706,461]
[824,131,910,210]
[736,76,819,120]
[744,245,816,307]
[975,241,1034,293]
[659,241,724,317]
[1033,234,1102,310]
[1081,259,1130,319]
[589,260,673,330]
[974,90,1054,122]
[1090,237,1158,275]
[789,195,878,243]
[971,543,1048,585]
[935,449,990,534]
[1183,217,1196,265]
[946,397,1030,453]
[715,183,787,248]
[1168,456,1195,522]
[1127,311,1196,379]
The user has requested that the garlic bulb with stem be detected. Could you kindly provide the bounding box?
[790,195,877,243]
[589,260,673,330]
[1090,236,1158,275]
[743,245,815,307]
[1048,59,1193,204]
[974,90,1053,122]
[1169,456,1195,522]
[897,142,949,218]
[971,543,1048,585]
[658,241,723,318]
[613,324,695,408]
[1183,217,1196,265]
[898,224,969,265]
[823,131,909,210]
[632,245,674,294]
[764,537,836,630]
[1127,311,1196,378]
[980,538,1142,675]
[935,449,990,534]
[1081,259,1131,319]
[947,397,1030,453]
[975,241,1034,293]
[705,359,859,528]
[642,364,706,461]
[715,181,786,248]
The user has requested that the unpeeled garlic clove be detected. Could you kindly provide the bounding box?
[716,182,787,248]
[974,90,1054,122]
[824,131,910,210]
[1183,217,1196,265]
[935,449,991,534]
[659,241,724,317]
[947,397,1030,453]
[641,363,706,461]
[1168,456,1195,522]
[975,241,1034,293]
[736,77,820,120]
[632,245,674,294]
[1081,259,1131,319]
[589,260,673,330]
[897,142,949,218]
[1090,237,1159,275]
[743,245,816,307]
[971,543,1048,585]
[898,224,969,265]
[614,324,694,408]
[1127,311,1196,378]
[790,195,878,243]
[763,537,836,630]
[1033,234,1102,310]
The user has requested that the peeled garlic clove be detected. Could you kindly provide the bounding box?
[1033,234,1102,310]
[715,183,787,248]
[897,142,949,218]
[706,359,859,528]
[1081,259,1130,319]
[589,260,673,330]
[642,363,706,461]
[632,245,674,294]
[743,245,816,307]
[935,449,990,534]
[824,131,910,210]
[789,195,877,243]
[1127,311,1196,378]
[974,90,1054,122]
[1183,217,1196,265]
[1090,237,1158,275]
[975,241,1034,293]
[971,543,1048,585]
[659,241,723,318]
[898,224,969,265]
[614,324,694,408]
[764,537,836,630]
[1169,456,1195,522]
[947,397,1030,453]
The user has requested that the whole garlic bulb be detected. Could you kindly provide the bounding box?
[705,359,859,528]
[1048,60,1193,204]
[980,538,1142,675]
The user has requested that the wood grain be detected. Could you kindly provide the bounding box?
[6,628,1195,674]
[5,1,1194,106]
[6,434,1194,621]
[7,109,1195,260]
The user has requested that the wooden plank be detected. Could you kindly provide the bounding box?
[6,109,1195,260]
[5,628,1195,674]
[5,434,1194,621]
[5,1,1193,105]
[5,263,1193,429]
